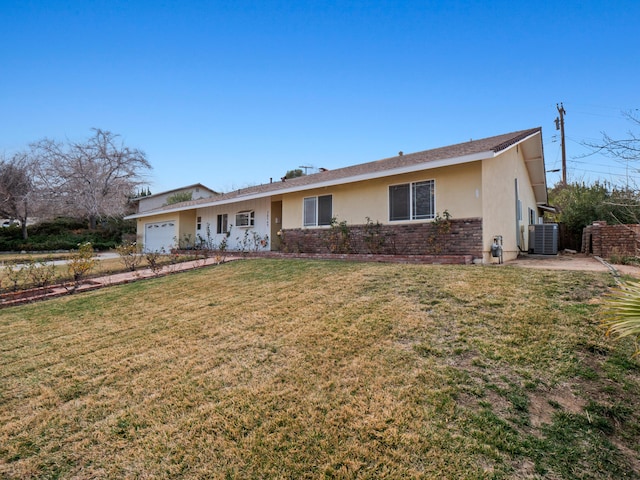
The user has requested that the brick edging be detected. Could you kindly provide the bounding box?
[242,251,474,264]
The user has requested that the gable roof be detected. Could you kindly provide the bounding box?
[126,128,546,219]
[131,183,218,203]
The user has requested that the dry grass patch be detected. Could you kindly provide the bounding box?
[0,259,639,478]
[0,253,204,294]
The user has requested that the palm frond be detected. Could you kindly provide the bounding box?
[603,280,640,355]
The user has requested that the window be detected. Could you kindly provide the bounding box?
[389,180,434,221]
[196,216,202,231]
[235,211,254,227]
[303,195,332,226]
[217,214,228,234]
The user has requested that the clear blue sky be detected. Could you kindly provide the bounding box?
[1,0,638,193]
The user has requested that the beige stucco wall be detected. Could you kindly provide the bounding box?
[179,211,197,246]
[136,212,176,249]
[481,145,538,263]
[281,162,483,229]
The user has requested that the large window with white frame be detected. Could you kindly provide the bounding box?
[303,194,333,227]
[389,180,435,221]
[235,211,254,227]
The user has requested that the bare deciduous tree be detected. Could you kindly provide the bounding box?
[0,152,34,239]
[32,129,152,229]
[584,110,640,164]
[579,110,640,229]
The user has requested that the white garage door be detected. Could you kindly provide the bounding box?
[144,220,176,252]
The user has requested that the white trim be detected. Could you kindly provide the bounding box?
[235,210,255,228]
[125,151,493,220]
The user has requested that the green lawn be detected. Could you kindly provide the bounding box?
[1,259,639,479]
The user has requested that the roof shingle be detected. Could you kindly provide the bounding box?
[132,127,542,216]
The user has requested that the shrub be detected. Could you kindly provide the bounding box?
[25,257,57,288]
[67,242,97,291]
[116,242,143,271]
[427,210,452,254]
[363,217,386,254]
[326,218,352,254]
[3,264,24,292]
[145,250,164,275]
[0,217,132,252]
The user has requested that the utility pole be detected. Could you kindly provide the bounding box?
[555,103,567,185]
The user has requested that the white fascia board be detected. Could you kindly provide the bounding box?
[498,130,542,155]
[125,207,194,220]
[126,150,494,220]
[288,150,494,192]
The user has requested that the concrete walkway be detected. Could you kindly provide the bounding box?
[507,253,640,278]
[4,251,121,269]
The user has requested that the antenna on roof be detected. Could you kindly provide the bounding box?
[299,165,313,174]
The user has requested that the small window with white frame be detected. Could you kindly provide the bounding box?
[217,213,228,234]
[303,194,332,227]
[235,211,255,227]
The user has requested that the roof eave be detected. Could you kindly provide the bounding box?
[125,150,495,220]
[499,129,548,205]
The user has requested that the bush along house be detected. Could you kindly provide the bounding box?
[125,128,551,264]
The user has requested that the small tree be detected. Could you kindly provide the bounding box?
[166,191,192,205]
[284,169,305,179]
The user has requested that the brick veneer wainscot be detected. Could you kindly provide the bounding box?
[280,218,483,257]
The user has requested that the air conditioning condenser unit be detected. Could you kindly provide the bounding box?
[528,224,558,255]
